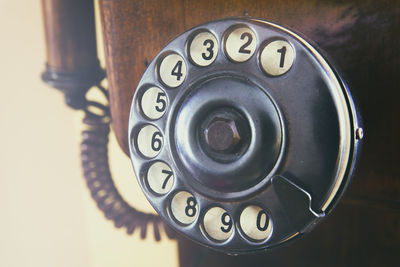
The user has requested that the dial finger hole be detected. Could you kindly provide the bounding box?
[239,205,272,241]
[224,26,257,63]
[140,86,168,120]
[147,161,174,195]
[158,53,187,88]
[260,40,295,76]
[136,124,163,158]
[202,207,233,242]
[188,31,219,67]
[170,191,198,225]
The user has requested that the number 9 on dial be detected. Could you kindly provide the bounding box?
[202,207,233,242]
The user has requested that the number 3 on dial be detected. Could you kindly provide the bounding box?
[188,31,219,67]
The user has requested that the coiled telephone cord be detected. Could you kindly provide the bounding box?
[79,85,175,241]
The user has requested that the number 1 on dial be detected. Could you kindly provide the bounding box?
[260,40,295,76]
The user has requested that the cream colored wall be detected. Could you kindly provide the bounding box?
[0,1,178,266]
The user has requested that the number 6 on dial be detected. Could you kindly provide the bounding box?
[136,125,163,158]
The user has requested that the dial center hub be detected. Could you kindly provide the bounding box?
[205,119,238,152]
[172,75,283,194]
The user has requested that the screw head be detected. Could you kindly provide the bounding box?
[204,117,241,153]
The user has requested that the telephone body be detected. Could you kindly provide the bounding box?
[42,0,400,266]
[128,17,361,253]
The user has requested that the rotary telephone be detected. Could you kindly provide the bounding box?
[42,0,399,265]
[128,18,361,253]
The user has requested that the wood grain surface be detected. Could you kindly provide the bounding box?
[98,0,400,266]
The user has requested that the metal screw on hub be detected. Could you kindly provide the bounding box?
[204,117,241,153]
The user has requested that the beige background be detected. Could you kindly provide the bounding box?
[0,1,178,266]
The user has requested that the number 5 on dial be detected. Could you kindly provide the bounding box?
[140,86,168,120]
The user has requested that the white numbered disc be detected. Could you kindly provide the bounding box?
[158,53,187,88]
[240,205,272,241]
[225,27,257,62]
[147,161,174,195]
[170,191,198,225]
[188,31,219,66]
[140,87,168,120]
[203,207,233,241]
[260,40,295,76]
[136,125,163,158]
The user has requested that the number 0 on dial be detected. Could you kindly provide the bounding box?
[240,205,272,241]
[260,40,295,76]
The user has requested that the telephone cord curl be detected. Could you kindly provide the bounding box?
[80,85,176,241]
